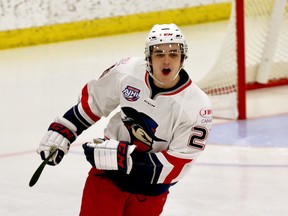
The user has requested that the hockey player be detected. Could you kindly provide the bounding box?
[38,23,212,216]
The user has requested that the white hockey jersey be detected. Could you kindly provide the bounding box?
[62,57,212,195]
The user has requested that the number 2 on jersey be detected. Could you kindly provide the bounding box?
[188,126,208,150]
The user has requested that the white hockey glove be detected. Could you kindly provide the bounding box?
[38,118,77,166]
[82,139,136,174]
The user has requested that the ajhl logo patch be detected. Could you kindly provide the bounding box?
[122,86,141,102]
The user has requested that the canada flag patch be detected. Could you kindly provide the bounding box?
[122,86,140,102]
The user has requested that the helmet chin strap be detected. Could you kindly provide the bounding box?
[148,66,183,87]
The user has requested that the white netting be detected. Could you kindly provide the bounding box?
[197,0,288,119]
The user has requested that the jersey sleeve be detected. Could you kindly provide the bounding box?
[59,63,121,136]
[129,105,212,185]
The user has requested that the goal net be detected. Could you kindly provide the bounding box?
[197,0,288,119]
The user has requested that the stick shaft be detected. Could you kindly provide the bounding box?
[29,149,57,187]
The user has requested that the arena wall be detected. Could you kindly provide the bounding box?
[0,0,231,50]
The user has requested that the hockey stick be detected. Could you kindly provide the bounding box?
[29,148,57,187]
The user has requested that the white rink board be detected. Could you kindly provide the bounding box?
[0,0,229,31]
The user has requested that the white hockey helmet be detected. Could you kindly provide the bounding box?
[145,23,188,59]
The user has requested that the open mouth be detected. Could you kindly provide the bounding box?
[162,68,171,75]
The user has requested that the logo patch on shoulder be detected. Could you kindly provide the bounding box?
[122,86,140,102]
[199,108,213,118]
[199,108,213,124]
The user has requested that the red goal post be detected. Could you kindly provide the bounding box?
[197,0,288,119]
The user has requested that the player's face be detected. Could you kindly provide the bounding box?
[150,43,182,89]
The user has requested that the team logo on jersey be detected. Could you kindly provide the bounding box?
[121,107,166,152]
[122,86,141,102]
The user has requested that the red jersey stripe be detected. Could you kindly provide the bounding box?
[161,150,192,184]
[81,84,100,122]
